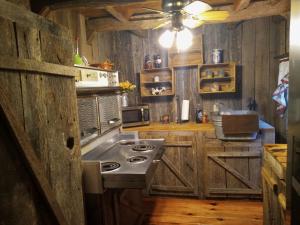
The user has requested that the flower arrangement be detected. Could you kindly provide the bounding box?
[119,80,136,93]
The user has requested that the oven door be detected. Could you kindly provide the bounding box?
[122,106,150,128]
[77,96,100,141]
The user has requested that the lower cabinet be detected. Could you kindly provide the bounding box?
[204,133,263,198]
[139,131,199,197]
[85,189,144,225]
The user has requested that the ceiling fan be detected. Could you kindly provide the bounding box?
[143,0,229,50]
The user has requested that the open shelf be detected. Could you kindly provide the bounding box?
[140,68,175,97]
[198,62,236,94]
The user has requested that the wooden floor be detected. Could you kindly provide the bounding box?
[142,197,263,225]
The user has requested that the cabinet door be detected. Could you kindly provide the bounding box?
[139,131,199,197]
[204,138,263,198]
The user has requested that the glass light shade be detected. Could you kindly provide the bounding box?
[176,28,193,51]
[183,1,212,15]
[159,29,175,48]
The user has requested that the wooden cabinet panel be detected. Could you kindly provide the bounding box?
[139,131,199,197]
[205,140,263,198]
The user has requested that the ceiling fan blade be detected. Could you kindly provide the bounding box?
[183,1,212,15]
[182,18,205,29]
[153,20,171,30]
[142,7,169,15]
[198,11,230,21]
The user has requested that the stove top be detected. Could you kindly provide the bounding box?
[82,135,165,189]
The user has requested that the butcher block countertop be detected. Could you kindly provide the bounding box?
[122,122,215,132]
[123,120,274,132]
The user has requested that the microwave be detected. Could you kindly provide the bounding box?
[122,105,150,128]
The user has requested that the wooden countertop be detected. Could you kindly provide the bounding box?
[123,120,274,132]
[264,144,287,180]
[122,122,215,132]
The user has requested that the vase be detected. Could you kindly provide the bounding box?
[121,92,129,107]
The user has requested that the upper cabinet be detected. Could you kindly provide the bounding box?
[168,33,204,67]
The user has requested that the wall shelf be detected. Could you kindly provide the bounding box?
[140,68,174,97]
[198,62,236,94]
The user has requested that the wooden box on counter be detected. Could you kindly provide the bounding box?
[262,144,288,225]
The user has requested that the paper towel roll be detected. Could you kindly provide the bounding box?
[181,100,190,121]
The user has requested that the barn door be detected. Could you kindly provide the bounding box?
[206,145,262,197]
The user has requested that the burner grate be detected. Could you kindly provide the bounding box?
[101,162,120,172]
[132,144,155,152]
[127,156,148,164]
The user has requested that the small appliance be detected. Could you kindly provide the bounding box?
[122,105,150,128]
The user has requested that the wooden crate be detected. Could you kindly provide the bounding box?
[198,62,236,94]
[262,144,288,225]
[168,33,203,67]
[140,67,175,97]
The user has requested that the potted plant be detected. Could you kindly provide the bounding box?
[119,80,136,107]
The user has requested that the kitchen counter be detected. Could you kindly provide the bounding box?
[123,120,274,132]
[122,122,215,132]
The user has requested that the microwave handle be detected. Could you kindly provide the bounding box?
[141,108,144,122]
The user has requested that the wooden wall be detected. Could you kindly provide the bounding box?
[92,16,289,142]
[0,1,85,224]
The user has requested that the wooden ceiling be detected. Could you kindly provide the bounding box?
[36,0,290,33]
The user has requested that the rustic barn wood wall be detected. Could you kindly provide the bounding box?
[91,16,289,143]
[0,1,85,224]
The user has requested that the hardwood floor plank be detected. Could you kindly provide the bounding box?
[142,197,263,225]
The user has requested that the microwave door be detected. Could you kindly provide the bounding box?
[122,109,143,123]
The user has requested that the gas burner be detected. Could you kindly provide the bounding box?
[101,162,120,172]
[119,140,136,145]
[127,156,148,164]
[132,144,156,152]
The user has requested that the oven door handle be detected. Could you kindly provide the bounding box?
[107,118,120,125]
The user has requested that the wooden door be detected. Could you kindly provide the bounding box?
[205,138,263,198]
[139,131,199,197]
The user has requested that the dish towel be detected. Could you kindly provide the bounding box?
[272,61,289,117]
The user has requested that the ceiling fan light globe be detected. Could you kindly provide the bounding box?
[183,1,212,15]
[176,28,193,51]
[159,30,176,48]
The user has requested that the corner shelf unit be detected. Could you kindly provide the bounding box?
[140,68,175,97]
[198,62,236,94]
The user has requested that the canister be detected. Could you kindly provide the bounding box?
[212,49,223,64]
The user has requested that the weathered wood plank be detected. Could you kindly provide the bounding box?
[0,56,79,77]
[0,0,71,38]
[0,87,70,225]
[209,156,258,189]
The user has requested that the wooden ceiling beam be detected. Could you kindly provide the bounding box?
[220,0,290,23]
[46,0,160,11]
[87,0,289,32]
[233,0,251,11]
[105,6,133,22]
[87,17,166,32]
